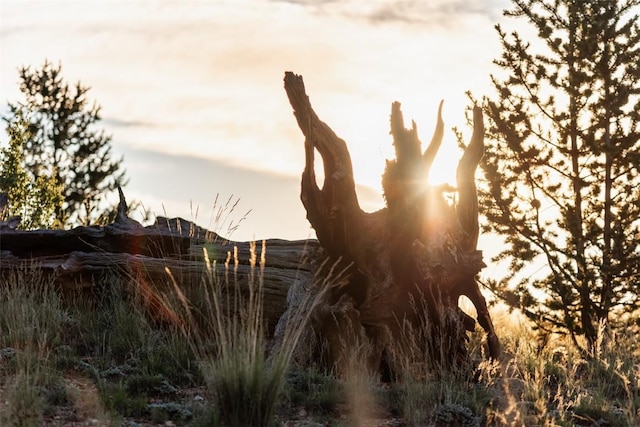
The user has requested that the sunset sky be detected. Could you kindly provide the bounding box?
[1,0,513,247]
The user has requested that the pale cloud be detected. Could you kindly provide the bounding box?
[118,146,382,241]
[271,0,505,26]
[1,0,511,240]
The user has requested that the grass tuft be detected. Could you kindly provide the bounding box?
[166,240,331,427]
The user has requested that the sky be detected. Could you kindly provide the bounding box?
[1,0,512,245]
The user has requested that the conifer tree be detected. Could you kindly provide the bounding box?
[0,113,63,229]
[4,60,126,226]
[476,0,640,351]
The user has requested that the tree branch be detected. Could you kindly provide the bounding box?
[423,100,444,178]
[456,105,484,251]
[284,72,363,256]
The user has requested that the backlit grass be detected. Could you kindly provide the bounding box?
[1,260,638,425]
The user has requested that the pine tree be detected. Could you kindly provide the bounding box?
[0,113,63,229]
[476,0,640,352]
[4,60,126,226]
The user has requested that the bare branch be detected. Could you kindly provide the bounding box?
[284,71,362,255]
[456,105,484,250]
[423,100,444,178]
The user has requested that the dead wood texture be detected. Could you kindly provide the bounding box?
[0,188,318,335]
[278,72,499,376]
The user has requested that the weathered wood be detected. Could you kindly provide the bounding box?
[277,72,500,377]
[0,188,320,336]
[0,225,191,258]
[284,72,363,258]
[0,239,318,335]
[0,237,318,335]
[0,187,191,257]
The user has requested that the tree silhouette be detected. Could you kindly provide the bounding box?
[475,0,640,352]
[278,73,499,378]
[4,60,126,226]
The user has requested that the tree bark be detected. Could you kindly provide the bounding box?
[278,72,499,377]
[0,188,319,336]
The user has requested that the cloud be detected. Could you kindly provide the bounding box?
[270,0,507,27]
[119,146,384,241]
[102,118,152,129]
[1,0,509,238]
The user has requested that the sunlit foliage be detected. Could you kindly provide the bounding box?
[4,60,127,226]
[474,0,640,352]
[0,113,63,229]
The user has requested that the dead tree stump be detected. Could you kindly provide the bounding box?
[276,72,500,378]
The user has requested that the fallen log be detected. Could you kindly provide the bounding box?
[0,188,319,335]
[0,188,191,257]
[0,224,191,258]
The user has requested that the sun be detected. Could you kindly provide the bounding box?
[428,148,459,186]
[343,99,467,208]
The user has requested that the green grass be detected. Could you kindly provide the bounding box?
[167,241,331,426]
[1,262,639,426]
[285,368,343,416]
[0,268,72,425]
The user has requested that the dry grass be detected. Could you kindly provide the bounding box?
[165,240,341,426]
[1,255,638,426]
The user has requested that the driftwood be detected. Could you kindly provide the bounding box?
[275,72,499,377]
[0,188,319,335]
